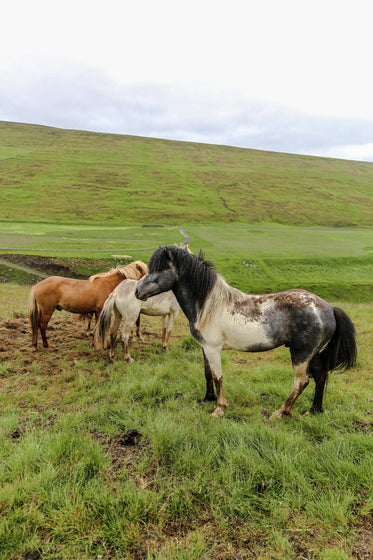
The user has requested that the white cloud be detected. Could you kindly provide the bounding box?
[321,144,373,162]
[1,0,373,160]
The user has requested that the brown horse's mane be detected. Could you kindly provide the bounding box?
[89,261,147,283]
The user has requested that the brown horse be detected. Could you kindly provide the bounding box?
[29,261,148,349]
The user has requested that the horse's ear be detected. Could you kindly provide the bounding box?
[136,262,147,273]
[165,246,174,261]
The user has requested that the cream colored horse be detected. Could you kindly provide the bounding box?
[95,278,179,361]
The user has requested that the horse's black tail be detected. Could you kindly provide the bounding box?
[320,307,357,372]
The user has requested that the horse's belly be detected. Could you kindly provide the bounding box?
[205,318,274,352]
[59,295,97,314]
[225,323,274,351]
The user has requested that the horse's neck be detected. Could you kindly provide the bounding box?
[173,268,216,325]
[105,273,123,289]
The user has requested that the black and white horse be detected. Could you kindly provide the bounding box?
[135,246,357,418]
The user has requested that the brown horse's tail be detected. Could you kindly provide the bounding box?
[94,294,115,349]
[320,307,357,372]
[29,287,40,347]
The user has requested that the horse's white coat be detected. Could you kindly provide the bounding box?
[197,279,277,351]
[96,278,179,361]
[198,306,271,352]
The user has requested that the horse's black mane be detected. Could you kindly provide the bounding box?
[148,246,218,306]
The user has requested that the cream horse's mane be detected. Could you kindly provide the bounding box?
[89,261,148,283]
[198,275,242,330]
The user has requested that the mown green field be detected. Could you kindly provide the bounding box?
[0,121,373,559]
[1,221,373,301]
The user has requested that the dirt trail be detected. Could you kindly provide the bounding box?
[0,258,49,278]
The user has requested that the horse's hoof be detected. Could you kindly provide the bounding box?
[309,406,324,414]
[211,407,225,418]
[270,407,290,419]
[125,357,135,363]
[200,396,217,404]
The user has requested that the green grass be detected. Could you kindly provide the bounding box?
[1,121,373,558]
[0,289,372,559]
[1,220,373,300]
[1,222,373,259]
[1,121,373,227]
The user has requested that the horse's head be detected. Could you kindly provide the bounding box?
[135,246,178,300]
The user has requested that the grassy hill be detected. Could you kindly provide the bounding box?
[1,121,373,302]
[1,124,373,559]
[1,121,373,227]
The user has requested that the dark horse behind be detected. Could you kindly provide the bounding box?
[135,246,357,418]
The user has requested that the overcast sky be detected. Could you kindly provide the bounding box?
[1,0,373,161]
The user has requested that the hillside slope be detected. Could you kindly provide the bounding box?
[1,121,373,226]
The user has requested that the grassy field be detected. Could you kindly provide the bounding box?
[0,286,372,559]
[0,121,373,559]
[1,221,373,302]
[1,222,373,259]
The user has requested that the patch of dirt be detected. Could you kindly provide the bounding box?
[0,254,86,278]
[352,518,373,559]
[0,311,101,385]
[91,428,152,485]
[0,308,164,391]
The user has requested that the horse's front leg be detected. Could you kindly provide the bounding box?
[202,349,216,402]
[161,311,177,351]
[203,346,227,417]
[121,323,135,362]
[86,313,93,335]
[135,314,143,341]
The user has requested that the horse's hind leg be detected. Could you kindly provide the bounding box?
[271,351,310,419]
[109,308,122,358]
[38,310,54,348]
[309,354,328,413]
[31,314,39,349]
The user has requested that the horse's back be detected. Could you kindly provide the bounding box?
[203,285,336,354]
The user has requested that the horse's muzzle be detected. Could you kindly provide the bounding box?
[135,286,146,300]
